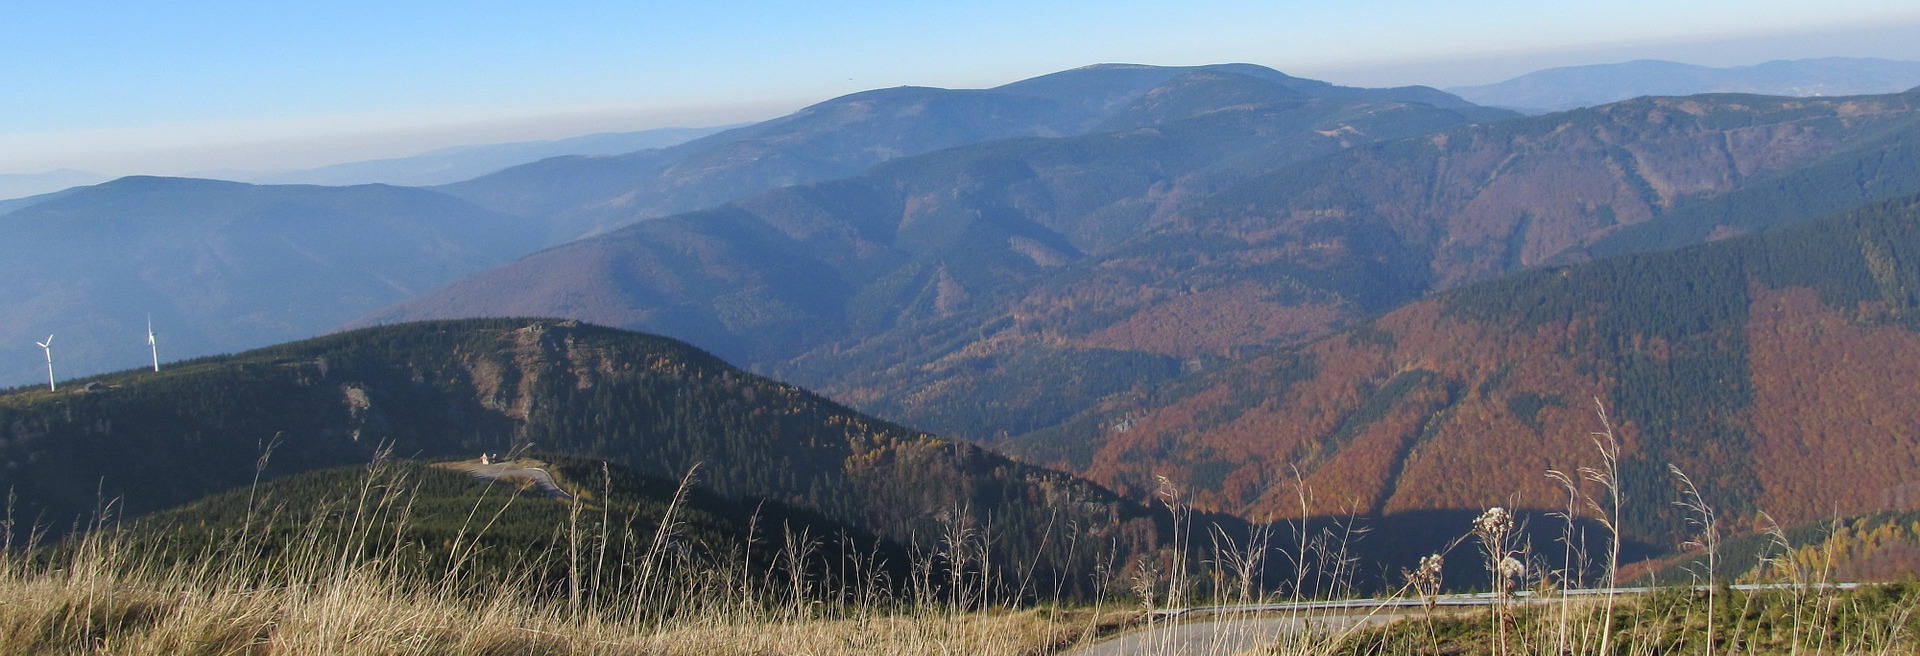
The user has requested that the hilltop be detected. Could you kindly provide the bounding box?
[0,319,1158,593]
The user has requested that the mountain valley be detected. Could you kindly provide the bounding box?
[7,59,1920,619]
[374,87,1920,459]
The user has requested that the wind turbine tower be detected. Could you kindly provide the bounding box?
[147,316,160,372]
[35,334,54,391]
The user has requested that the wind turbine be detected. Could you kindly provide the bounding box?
[147,316,160,372]
[35,334,54,391]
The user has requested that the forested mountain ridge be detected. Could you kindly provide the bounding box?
[0,64,1504,397]
[375,90,1920,457]
[227,125,730,187]
[0,319,1158,585]
[366,68,1525,437]
[782,89,1920,444]
[1045,193,1920,547]
[568,88,1920,451]
[436,63,1499,243]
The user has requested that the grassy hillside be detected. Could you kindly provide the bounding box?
[101,456,916,604]
[0,454,1139,656]
[1637,510,1920,587]
[2,318,1628,598]
[7,455,1913,654]
[0,319,1158,594]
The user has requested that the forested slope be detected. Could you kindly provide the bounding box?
[0,319,1158,590]
[1047,193,1920,547]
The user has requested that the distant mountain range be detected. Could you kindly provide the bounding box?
[376,87,1920,459]
[0,64,1497,388]
[1449,57,1920,112]
[215,124,733,187]
[374,65,1503,356]
[0,169,111,203]
[435,63,1508,244]
[0,127,731,204]
[0,177,536,386]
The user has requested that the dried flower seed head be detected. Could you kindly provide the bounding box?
[1499,556,1524,579]
[1408,552,1446,609]
[1498,556,1525,595]
[1474,507,1513,537]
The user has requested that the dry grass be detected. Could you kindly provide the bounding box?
[0,562,1126,655]
[1317,403,1920,656]
[0,460,1138,656]
[1326,582,1920,656]
[5,403,1917,655]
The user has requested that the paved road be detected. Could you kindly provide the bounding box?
[1069,612,1403,656]
[1075,583,1865,656]
[1150,582,1862,620]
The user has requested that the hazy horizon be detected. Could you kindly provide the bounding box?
[7,1,1920,180]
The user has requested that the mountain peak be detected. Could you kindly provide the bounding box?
[94,175,252,191]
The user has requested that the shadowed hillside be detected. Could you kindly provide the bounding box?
[0,319,1160,593]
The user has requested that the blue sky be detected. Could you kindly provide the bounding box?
[5,1,1920,176]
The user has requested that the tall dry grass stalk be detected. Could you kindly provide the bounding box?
[1588,400,1626,656]
[1326,402,1918,656]
[1670,464,1721,656]
[0,456,1139,655]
